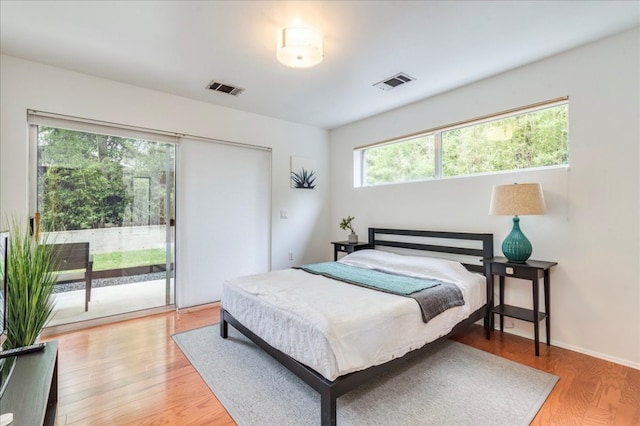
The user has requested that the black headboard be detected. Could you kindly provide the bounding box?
[367,228,494,274]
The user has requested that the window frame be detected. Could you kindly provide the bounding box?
[355,97,569,187]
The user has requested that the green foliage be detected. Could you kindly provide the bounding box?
[442,105,568,176]
[42,163,130,230]
[363,104,568,185]
[37,127,175,231]
[92,248,168,271]
[339,216,355,233]
[5,219,57,349]
[291,168,317,189]
[364,135,435,185]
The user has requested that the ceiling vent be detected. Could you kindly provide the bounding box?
[206,80,245,96]
[373,73,415,91]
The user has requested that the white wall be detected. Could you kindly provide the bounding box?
[0,54,330,301]
[329,28,640,368]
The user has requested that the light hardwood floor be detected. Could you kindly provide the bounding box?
[44,306,639,425]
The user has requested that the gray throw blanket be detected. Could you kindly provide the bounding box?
[410,283,465,322]
[296,262,465,323]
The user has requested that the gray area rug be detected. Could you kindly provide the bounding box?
[173,325,558,426]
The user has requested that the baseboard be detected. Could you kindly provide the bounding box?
[549,340,640,370]
[494,326,640,370]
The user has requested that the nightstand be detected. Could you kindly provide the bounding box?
[330,241,370,261]
[485,257,558,356]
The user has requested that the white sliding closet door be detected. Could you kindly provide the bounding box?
[176,137,271,308]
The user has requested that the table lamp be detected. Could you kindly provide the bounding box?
[489,183,546,263]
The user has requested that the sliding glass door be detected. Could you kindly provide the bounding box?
[31,115,176,325]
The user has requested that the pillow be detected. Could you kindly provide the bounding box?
[339,249,474,285]
[336,249,397,269]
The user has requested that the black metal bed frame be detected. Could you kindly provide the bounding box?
[220,228,494,426]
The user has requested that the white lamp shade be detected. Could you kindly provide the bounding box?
[489,183,546,216]
[277,26,323,69]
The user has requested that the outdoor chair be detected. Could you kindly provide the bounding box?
[49,242,93,311]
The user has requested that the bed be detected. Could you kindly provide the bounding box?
[220,228,494,426]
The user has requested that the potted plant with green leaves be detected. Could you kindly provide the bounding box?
[339,216,358,243]
[4,219,57,349]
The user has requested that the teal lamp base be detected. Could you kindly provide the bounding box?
[501,216,532,263]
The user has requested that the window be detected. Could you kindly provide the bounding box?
[355,99,568,187]
[361,134,435,186]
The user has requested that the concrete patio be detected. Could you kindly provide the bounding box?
[48,277,174,327]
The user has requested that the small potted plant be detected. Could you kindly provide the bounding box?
[339,216,358,243]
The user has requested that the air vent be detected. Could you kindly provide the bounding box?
[206,80,245,96]
[373,73,415,91]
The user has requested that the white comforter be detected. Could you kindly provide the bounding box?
[222,250,485,381]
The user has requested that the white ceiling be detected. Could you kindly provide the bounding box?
[1,1,638,129]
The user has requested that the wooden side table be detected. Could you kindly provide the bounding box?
[485,257,558,356]
[330,241,370,261]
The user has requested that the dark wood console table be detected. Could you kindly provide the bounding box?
[0,341,58,425]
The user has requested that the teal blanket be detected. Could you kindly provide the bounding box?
[295,262,465,323]
[296,262,443,295]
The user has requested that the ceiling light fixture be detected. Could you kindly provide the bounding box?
[276,25,323,69]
